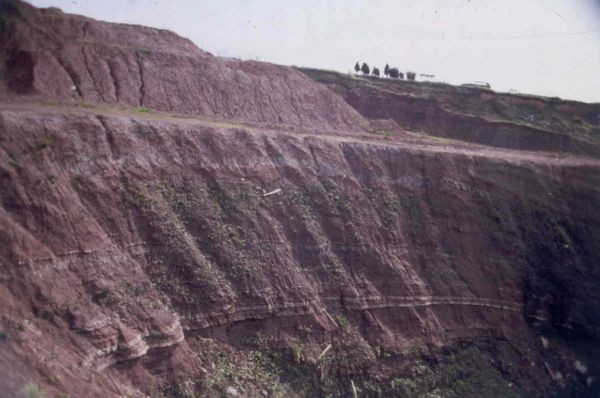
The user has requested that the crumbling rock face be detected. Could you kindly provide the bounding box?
[0,2,599,397]
[4,50,34,94]
[299,68,600,157]
[1,108,599,397]
[0,0,366,134]
[341,89,598,156]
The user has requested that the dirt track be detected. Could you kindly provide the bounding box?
[3,99,599,169]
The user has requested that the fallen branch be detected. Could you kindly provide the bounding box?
[322,309,338,327]
[107,372,124,397]
[351,379,358,398]
[263,188,281,197]
[317,344,332,361]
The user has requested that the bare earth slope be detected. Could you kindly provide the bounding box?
[0,0,367,134]
[1,2,600,397]
[298,68,600,157]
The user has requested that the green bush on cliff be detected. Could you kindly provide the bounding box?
[21,383,43,398]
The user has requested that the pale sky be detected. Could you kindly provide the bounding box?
[29,0,600,103]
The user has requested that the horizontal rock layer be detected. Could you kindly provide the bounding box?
[299,68,600,157]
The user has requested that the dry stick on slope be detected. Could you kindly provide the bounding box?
[107,372,124,397]
[322,309,338,328]
[317,344,332,361]
[351,379,358,398]
[263,188,282,197]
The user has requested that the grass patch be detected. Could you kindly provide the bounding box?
[371,130,395,139]
[21,382,43,398]
[76,100,93,108]
[92,288,121,308]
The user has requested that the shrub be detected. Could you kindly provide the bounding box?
[21,382,43,398]
[361,62,370,75]
[93,288,120,308]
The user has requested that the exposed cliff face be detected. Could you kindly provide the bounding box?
[1,2,600,398]
[4,106,599,397]
[299,68,600,157]
[0,0,367,134]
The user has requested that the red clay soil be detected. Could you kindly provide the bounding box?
[299,67,600,157]
[0,1,599,397]
[0,0,367,134]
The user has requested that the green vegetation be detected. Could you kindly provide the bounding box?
[251,317,524,397]
[183,330,525,397]
[21,382,43,398]
[110,176,558,397]
[361,62,370,75]
[335,314,349,329]
[203,346,288,396]
[401,341,523,398]
[76,100,93,108]
[37,303,62,321]
[160,337,295,397]
[227,227,246,247]
[125,179,293,304]
[388,67,401,79]
[371,130,394,139]
[92,288,121,308]
[338,338,524,398]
